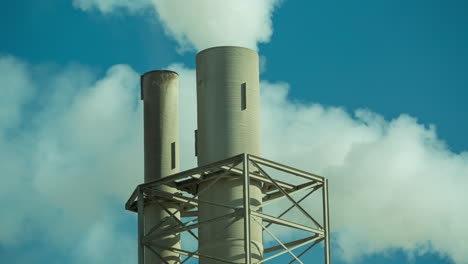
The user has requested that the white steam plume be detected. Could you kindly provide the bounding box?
[0,55,141,263]
[1,56,467,263]
[73,0,282,51]
[261,82,468,263]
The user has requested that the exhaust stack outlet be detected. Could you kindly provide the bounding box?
[196,46,263,263]
[141,70,180,263]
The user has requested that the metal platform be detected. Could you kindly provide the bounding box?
[125,153,330,264]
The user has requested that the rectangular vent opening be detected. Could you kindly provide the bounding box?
[241,82,247,110]
[171,142,176,169]
[140,75,144,100]
[194,130,198,156]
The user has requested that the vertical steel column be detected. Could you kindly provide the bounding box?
[322,179,331,264]
[243,154,251,264]
[137,187,144,264]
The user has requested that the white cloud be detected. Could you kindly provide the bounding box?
[0,56,141,260]
[73,215,136,264]
[260,81,468,263]
[0,55,36,245]
[0,55,34,132]
[148,0,282,51]
[73,0,282,51]
[1,57,467,263]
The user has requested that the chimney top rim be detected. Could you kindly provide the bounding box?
[141,70,179,77]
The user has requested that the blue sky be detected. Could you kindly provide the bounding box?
[1,0,467,263]
[3,0,467,152]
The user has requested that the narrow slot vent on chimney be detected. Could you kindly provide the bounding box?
[194,130,198,156]
[241,82,247,110]
[171,142,176,169]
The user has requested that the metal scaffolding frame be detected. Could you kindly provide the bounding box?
[126,153,331,264]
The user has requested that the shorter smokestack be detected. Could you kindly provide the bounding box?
[141,70,180,263]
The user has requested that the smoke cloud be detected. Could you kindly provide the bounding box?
[73,0,282,51]
[0,55,141,263]
[260,82,468,263]
[1,56,467,263]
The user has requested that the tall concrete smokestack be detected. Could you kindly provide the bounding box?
[196,46,263,263]
[141,70,180,263]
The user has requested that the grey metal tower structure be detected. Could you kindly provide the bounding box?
[126,46,331,264]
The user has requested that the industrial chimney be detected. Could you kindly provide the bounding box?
[141,70,181,263]
[196,46,263,263]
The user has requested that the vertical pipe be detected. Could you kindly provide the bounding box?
[243,154,251,264]
[196,46,263,263]
[137,188,144,264]
[141,70,180,263]
[322,179,330,264]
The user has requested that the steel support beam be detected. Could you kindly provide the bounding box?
[219,165,296,191]
[251,160,323,229]
[323,179,331,264]
[137,187,144,264]
[251,211,324,235]
[263,235,321,254]
[287,239,323,264]
[141,154,243,188]
[263,181,322,205]
[265,187,319,229]
[260,236,323,263]
[243,154,252,264]
[127,154,331,264]
[249,154,324,183]
[253,217,303,264]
